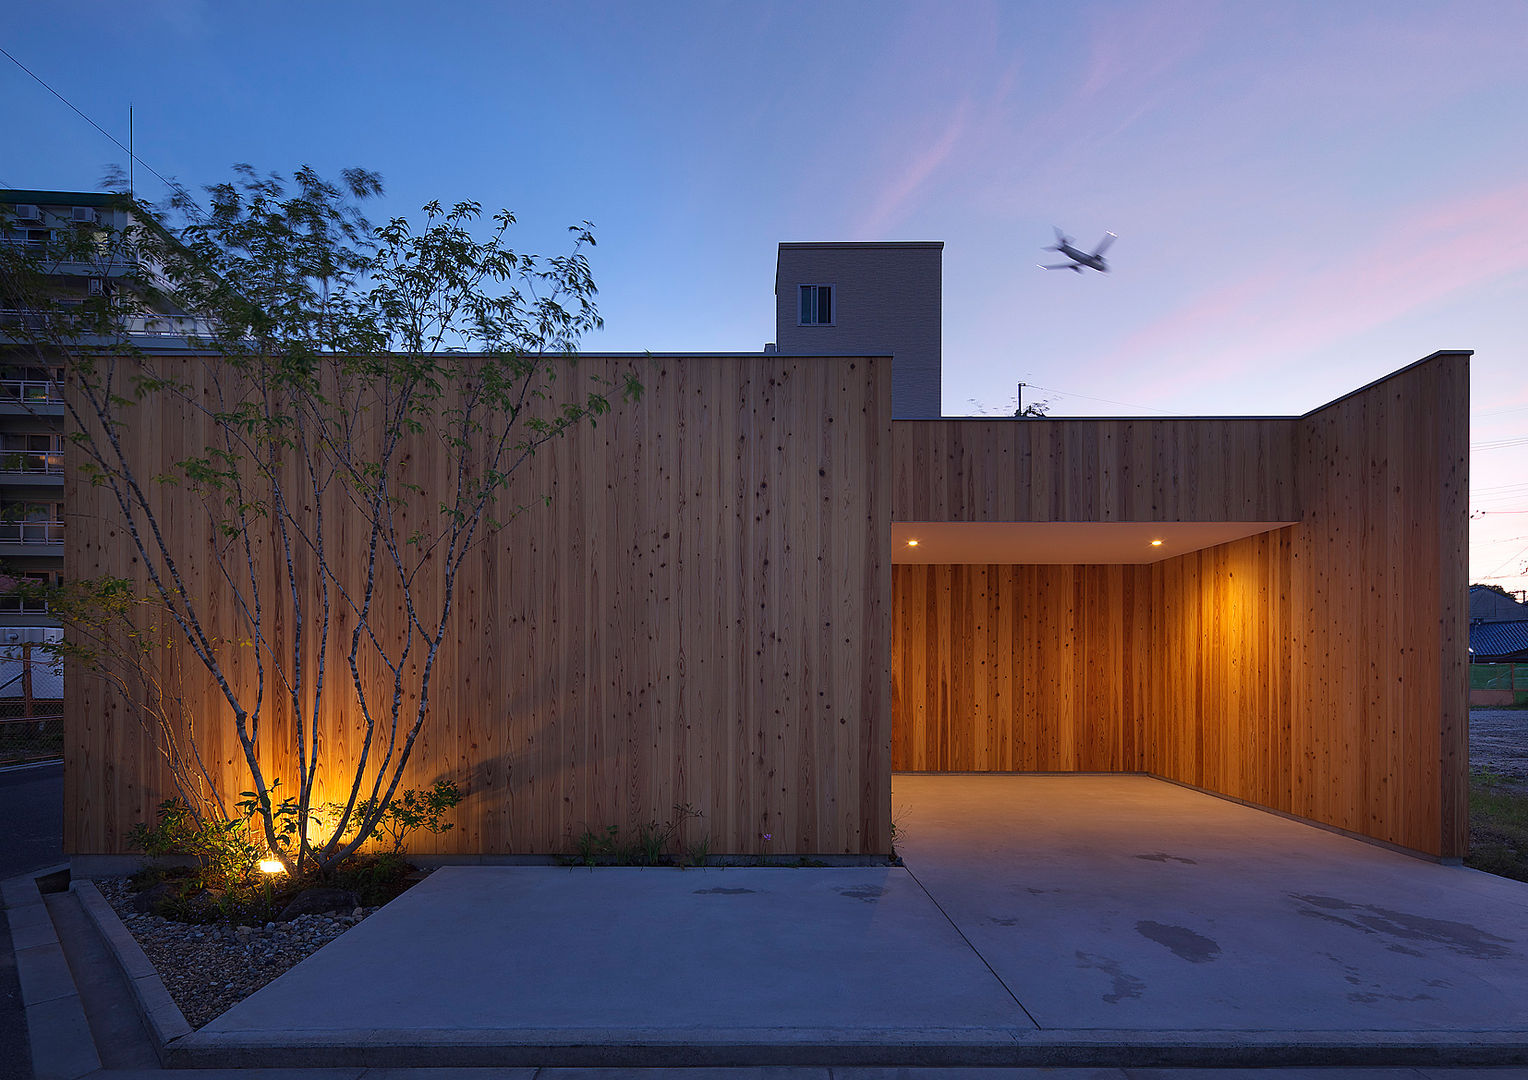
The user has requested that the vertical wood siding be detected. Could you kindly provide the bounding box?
[65,354,892,856]
[889,353,1469,858]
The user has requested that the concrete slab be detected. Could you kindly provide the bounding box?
[23,991,99,1080]
[892,775,1528,1032]
[202,867,1031,1037]
[95,775,1528,1068]
[15,940,76,1007]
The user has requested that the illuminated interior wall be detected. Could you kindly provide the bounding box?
[892,563,1152,772]
[890,352,1469,858]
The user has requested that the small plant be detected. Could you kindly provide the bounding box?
[360,779,463,854]
[567,804,707,868]
[127,798,261,890]
[234,777,463,869]
[130,779,459,924]
[889,803,911,864]
[681,836,712,869]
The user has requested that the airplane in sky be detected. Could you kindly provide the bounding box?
[1038,228,1116,273]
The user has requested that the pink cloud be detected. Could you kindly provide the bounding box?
[853,97,972,239]
[1106,179,1528,399]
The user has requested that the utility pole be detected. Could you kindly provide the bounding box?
[1014,381,1027,418]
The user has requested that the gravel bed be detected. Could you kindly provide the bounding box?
[1471,708,1528,789]
[96,877,384,1030]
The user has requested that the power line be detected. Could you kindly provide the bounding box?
[1472,435,1528,451]
[1484,539,1528,578]
[0,44,198,209]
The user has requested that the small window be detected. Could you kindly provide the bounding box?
[799,284,833,326]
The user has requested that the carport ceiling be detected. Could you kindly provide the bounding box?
[893,521,1298,564]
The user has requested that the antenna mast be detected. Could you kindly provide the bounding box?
[128,104,133,198]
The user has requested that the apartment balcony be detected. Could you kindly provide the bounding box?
[0,451,64,489]
[0,520,63,560]
[0,375,64,417]
[0,306,219,354]
[0,235,152,280]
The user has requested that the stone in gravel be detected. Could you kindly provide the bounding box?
[132,881,182,914]
[277,886,361,920]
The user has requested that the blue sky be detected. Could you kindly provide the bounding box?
[5,1,1527,592]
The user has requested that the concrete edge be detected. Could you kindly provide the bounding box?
[72,877,194,1051]
[164,1025,1528,1069]
[1,864,102,1080]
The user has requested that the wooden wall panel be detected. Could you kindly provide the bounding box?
[1144,531,1296,815]
[893,417,1300,523]
[891,564,1151,773]
[1289,352,1469,856]
[66,354,892,856]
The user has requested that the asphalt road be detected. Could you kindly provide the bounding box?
[0,761,63,879]
[0,760,62,1080]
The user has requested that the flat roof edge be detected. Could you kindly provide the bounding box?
[777,241,945,250]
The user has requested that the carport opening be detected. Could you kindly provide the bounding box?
[890,520,1297,779]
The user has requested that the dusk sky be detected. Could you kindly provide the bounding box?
[5,1,1527,593]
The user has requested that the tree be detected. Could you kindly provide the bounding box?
[0,166,641,873]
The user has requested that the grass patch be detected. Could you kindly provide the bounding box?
[1468,769,1528,884]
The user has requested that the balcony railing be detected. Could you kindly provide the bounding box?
[0,521,63,544]
[0,380,63,404]
[0,451,62,474]
[0,306,216,341]
[0,594,48,614]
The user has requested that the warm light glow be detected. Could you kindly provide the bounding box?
[258,859,285,875]
[1150,539,1164,547]
[907,539,919,547]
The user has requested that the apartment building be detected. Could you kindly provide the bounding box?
[0,189,205,652]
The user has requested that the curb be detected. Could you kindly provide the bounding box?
[0,863,100,1080]
[161,1026,1528,1070]
[72,877,194,1059]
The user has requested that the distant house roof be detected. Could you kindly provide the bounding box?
[1471,585,1528,621]
[1471,620,1528,662]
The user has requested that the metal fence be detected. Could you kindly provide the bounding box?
[1470,662,1528,690]
[0,714,62,767]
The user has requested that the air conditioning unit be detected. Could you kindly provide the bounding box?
[15,204,43,222]
[71,206,98,225]
[87,278,106,296]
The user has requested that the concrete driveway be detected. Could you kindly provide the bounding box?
[176,775,1528,1067]
[892,774,1528,1031]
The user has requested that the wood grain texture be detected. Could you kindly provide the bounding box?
[893,417,1300,523]
[65,353,892,856]
[892,563,1149,773]
[889,352,1469,858]
[66,348,1468,860]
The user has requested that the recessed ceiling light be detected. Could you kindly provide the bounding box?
[907,539,919,547]
[1150,539,1164,547]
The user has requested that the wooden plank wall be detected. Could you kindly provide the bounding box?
[1287,353,1469,856]
[892,564,1150,772]
[1144,531,1296,814]
[893,417,1300,522]
[65,353,892,856]
[890,352,1470,857]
